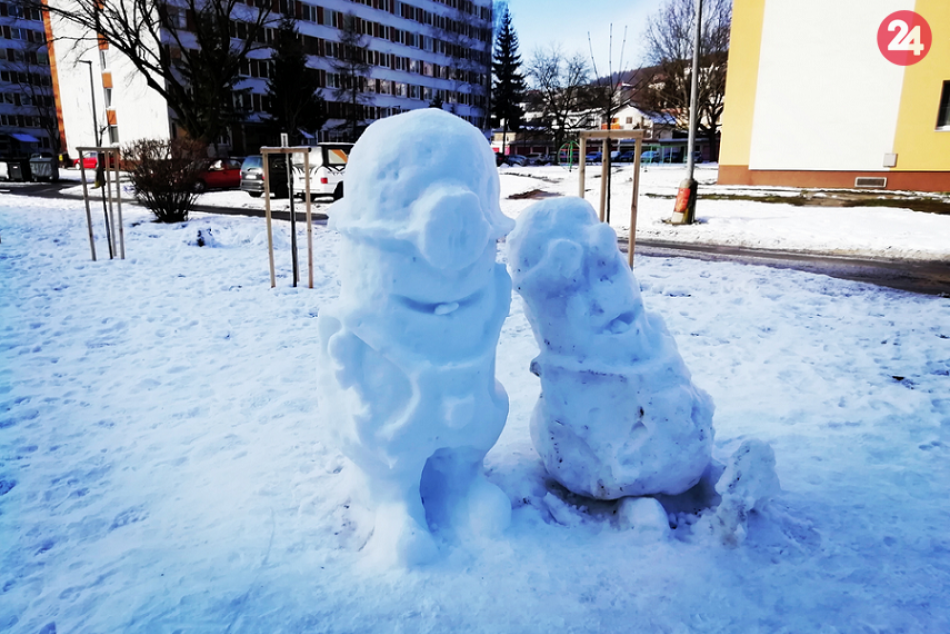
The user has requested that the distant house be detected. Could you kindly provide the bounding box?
[719,0,950,191]
[600,104,676,140]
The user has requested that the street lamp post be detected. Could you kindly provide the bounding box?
[77,60,99,146]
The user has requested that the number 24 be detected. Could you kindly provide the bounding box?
[888,19,925,56]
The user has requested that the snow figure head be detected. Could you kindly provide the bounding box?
[331,107,513,271]
[508,197,714,499]
[317,109,514,567]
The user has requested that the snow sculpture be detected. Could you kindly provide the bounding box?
[316,109,515,566]
[507,197,714,499]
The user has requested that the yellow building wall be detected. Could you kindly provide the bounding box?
[717,0,766,168]
[891,0,950,171]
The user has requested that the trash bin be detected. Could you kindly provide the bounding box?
[30,155,59,182]
[7,159,31,182]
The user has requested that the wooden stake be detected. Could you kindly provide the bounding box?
[578,136,587,198]
[113,150,125,259]
[263,155,276,288]
[305,151,313,289]
[599,137,609,222]
[78,151,96,261]
[629,138,642,269]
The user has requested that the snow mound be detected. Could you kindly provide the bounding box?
[507,197,714,499]
[698,439,781,547]
[316,109,515,567]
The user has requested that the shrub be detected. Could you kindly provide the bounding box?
[123,138,208,223]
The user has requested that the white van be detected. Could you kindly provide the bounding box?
[291,143,353,201]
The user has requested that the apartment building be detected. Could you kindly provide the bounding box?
[719,0,950,191]
[50,0,493,156]
[0,0,59,157]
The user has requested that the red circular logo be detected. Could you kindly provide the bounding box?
[878,11,932,66]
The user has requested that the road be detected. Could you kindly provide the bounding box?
[4,180,949,297]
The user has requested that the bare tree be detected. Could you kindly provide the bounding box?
[525,45,590,162]
[640,0,731,159]
[331,12,371,141]
[36,0,276,145]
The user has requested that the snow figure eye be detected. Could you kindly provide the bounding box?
[405,184,490,271]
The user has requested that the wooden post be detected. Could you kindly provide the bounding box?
[112,149,125,259]
[263,154,276,288]
[304,151,313,289]
[105,151,117,257]
[78,151,96,261]
[629,137,642,269]
[598,137,609,222]
[578,136,587,199]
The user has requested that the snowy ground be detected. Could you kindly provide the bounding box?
[2,181,950,632]
[49,162,950,262]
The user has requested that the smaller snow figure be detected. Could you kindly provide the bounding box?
[317,109,514,567]
[507,197,714,499]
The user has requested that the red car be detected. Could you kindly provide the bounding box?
[195,158,243,192]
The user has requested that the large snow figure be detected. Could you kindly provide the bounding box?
[317,109,515,566]
[507,197,714,499]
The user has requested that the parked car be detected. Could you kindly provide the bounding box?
[240,155,290,198]
[586,151,602,163]
[641,150,662,163]
[195,158,243,192]
[614,150,636,163]
[503,154,528,167]
[291,143,353,201]
[526,153,551,166]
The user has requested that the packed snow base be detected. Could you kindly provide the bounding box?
[2,202,950,631]
[508,197,715,500]
[317,110,514,566]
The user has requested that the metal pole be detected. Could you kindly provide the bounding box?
[78,60,98,146]
[686,0,703,182]
[282,134,298,288]
[670,0,703,226]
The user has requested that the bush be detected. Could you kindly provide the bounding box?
[123,139,208,223]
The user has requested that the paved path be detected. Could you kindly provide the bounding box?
[5,181,949,297]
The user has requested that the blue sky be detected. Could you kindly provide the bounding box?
[501,0,664,76]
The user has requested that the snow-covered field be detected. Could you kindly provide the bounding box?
[2,181,950,632]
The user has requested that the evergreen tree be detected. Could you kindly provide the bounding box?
[491,7,526,142]
[264,18,327,145]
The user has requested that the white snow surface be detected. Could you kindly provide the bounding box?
[2,180,950,632]
[316,110,515,567]
[508,197,713,499]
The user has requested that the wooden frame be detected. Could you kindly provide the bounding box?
[76,146,124,261]
[261,147,314,289]
[577,130,644,268]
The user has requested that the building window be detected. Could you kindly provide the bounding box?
[104,88,112,108]
[108,125,120,144]
[937,81,950,130]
